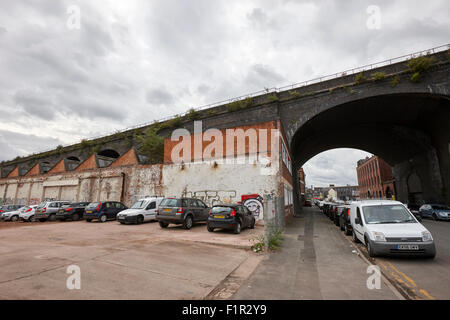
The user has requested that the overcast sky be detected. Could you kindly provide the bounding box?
[0,0,448,186]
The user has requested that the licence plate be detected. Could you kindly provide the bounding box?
[396,244,419,250]
[86,210,92,214]
[214,215,225,219]
[163,208,172,212]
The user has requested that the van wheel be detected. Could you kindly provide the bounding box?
[86,219,92,222]
[136,215,144,225]
[11,215,19,222]
[159,221,169,228]
[234,221,242,234]
[207,225,214,232]
[352,230,360,243]
[48,214,56,221]
[183,215,193,230]
[366,238,376,257]
[99,215,107,223]
[29,216,35,222]
[250,219,255,229]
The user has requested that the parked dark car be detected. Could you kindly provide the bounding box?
[156,197,209,229]
[56,202,90,221]
[333,206,346,226]
[207,203,255,234]
[83,201,128,222]
[419,204,450,221]
[304,200,312,207]
[407,203,422,221]
[329,205,338,221]
[322,203,331,216]
[339,206,352,235]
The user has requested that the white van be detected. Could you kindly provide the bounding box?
[350,200,436,258]
[116,197,164,224]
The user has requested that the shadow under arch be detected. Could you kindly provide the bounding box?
[289,92,450,214]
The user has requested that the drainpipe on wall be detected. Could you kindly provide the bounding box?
[120,172,126,203]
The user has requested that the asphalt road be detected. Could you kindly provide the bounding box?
[373,219,450,300]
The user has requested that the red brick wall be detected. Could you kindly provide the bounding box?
[163,121,278,164]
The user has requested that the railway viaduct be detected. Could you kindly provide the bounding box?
[1,47,449,223]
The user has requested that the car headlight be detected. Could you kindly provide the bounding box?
[422,231,433,242]
[372,231,386,242]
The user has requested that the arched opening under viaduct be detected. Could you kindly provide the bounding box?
[97,149,120,168]
[290,92,450,213]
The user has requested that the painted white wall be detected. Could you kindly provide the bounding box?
[162,159,279,221]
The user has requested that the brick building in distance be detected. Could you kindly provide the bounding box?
[356,155,395,199]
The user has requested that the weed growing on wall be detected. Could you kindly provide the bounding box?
[136,126,164,164]
[407,56,435,83]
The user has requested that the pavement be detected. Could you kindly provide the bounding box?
[0,220,264,299]
[232,206,401,300]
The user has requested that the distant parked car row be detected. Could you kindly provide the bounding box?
[317,199,436,259]
[0,197,258,235]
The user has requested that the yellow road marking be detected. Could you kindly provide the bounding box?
[384,261,436,300]
[386,262,418,288]
[419,289,436,300]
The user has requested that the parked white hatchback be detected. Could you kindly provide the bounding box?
[19,205,38,222]
[350,200,436,258]
[1,206,26,221]
[116,197,164,224]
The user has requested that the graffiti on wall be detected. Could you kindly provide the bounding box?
[184,190,237,207]
[241,194,264,221]
[182,190,264,221]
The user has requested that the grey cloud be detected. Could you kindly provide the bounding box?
[146,88,175,106]
[246,64,285,89]
[13,90,56,120]
[0,130,62,161]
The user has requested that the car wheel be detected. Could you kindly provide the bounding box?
[352,230,360,243]
[48,214,56,221]
[86,219,92,222]
[11,215,19,222]
[159,221,169,228]
[366,238,376,257]
[29,215,35,222]
[344,224,351,236]
[119,221,126,225]
[183,215,193,230]
[207,225,214,232]
[432,213,438,221]
[99,215,107,223]
[72,213,80,221]
[136,215,144,225]
[250,218,255,229]
[234,221,242,234]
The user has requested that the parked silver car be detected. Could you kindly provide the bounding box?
[35,201,71,222]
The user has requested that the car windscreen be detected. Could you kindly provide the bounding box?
[37,202,47,209]
[159,198,181,207]
[130,200,147,209]
[86,202,100,209]
[211,206,233,214]
[362,205,416,224]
